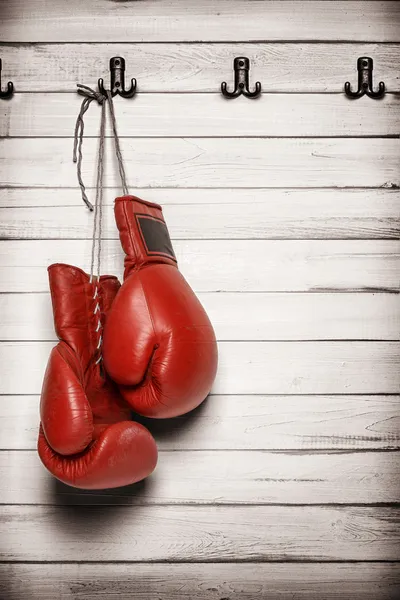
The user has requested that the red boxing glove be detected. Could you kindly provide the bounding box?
[103,196,218,418]
[38,264,158,489]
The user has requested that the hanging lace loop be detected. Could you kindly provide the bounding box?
[72,84,129,282]
[72,83,130,366]
[73,84,106,211]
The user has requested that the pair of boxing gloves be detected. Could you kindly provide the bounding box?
[38,196,218,489]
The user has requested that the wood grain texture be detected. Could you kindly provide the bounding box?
[1,1,399,42]
[1,450,399,505]
[1,189,399,240]
[1,186,399,214]
[1,395,399,451]
[1,563,399,600]
[0,240,398,293]
[1,505,399,561]
[2,292,399,341]
[1,138,400,188]
[3,93,400,137]
[1,341,399,395]
[1,0,399,588]
[0,42,399,92]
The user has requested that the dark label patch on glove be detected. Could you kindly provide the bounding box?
[136,214,177,261]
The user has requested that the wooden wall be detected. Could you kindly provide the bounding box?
[0,1,399,598]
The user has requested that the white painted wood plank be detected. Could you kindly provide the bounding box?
[2,138,399,188]
[1,395,399,452]
[213,342,400,395]
[1,450,399,505]
[1,190,399,240]
[1,43,398,92]
[1,1,398,42]
[0,341,398,395]
[205,293,400,341]
[1,505,399,561]
[1,292,398,342]
[1,188,399,224]
[3,93,400,137]
[1,563,399,600]
[0,0,397,583]
[0,240,398,293]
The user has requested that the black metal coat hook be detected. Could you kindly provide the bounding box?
[0,59,14,99]
[98,57,137,98]
[221,57,261,99]
[345,57,385,99]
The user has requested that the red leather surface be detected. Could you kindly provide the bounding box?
[103,196,218,418]
[38,263,158,489]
